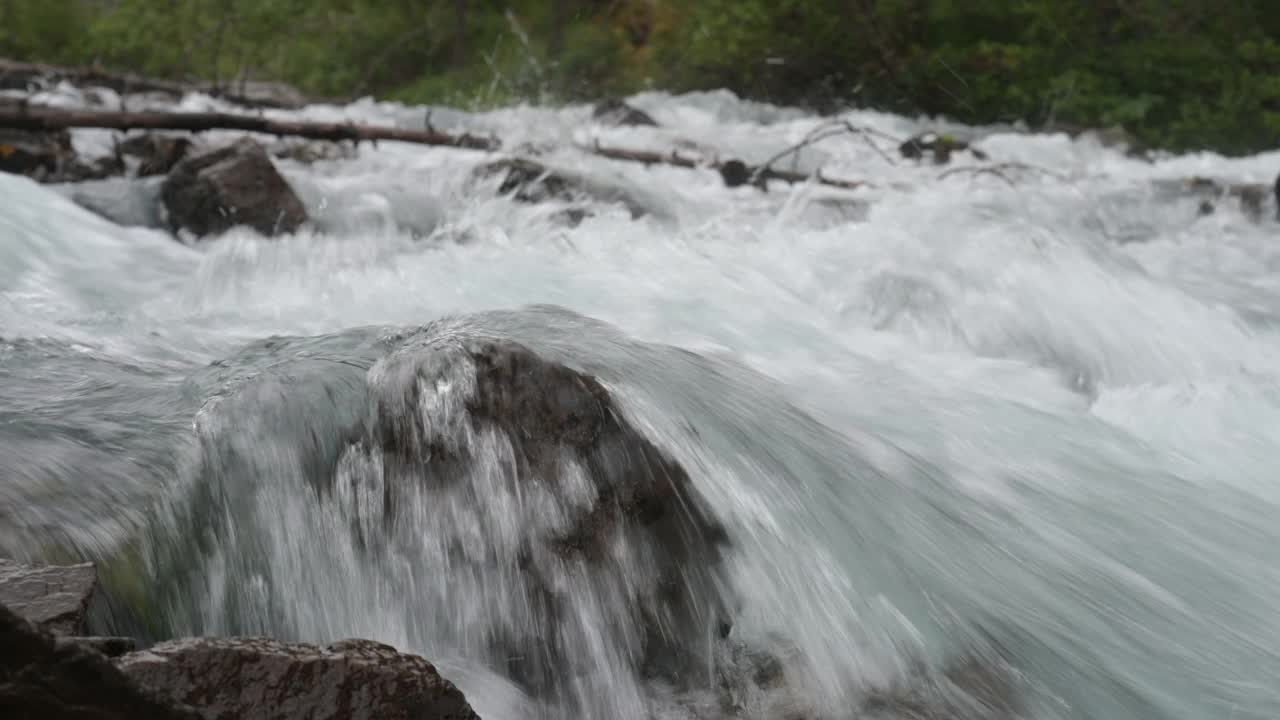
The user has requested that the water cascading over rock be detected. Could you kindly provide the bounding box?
[337,335,734,710]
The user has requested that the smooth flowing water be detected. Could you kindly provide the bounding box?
[3,82,1280,719]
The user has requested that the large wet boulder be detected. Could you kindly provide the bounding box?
[160,137,308,238]
[359,336,732,700]
[0,602,200,719]
[0,559,97,635]
[117,636,480,720]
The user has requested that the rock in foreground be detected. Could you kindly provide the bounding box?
[118,636,480,720]
[160,137,308,238]
[0,602,200,720]
[0,558,97,635]
[367,335,731,698]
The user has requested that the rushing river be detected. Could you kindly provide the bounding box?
[3,82,1280,719]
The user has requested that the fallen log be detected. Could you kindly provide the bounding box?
[581,141,873,191]
[0,104,499,151]
[0,58,309,109]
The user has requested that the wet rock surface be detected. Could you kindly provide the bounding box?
[117,636,480,720]
[475,157,655,219]
[160,136,308,238]
[0,125,120,183]
[366,336,731,699]
[0,602,200,719]
[898,132,988,164]
[0,558,97,635]
[118,133,193,177]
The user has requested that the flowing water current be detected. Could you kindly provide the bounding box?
[4,82,1280,719]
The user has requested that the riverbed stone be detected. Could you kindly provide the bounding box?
[117,636,480,720]
[160,136,308,238]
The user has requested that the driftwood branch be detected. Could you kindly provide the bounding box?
[0,58,309,109]
[0,104,500,151]
[581,141,873,191]
[937,162,1068,185]
[753,120,900,186]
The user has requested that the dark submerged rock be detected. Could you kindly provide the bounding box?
[116,637,480,720]
[0,127,73,179]
[592,97,659,127]
[0,559,97,635]
[160,136,308,238]
[0,126,120,183]
[1274,171,1280,220]
[475,157,654,218]
[0,602,200,719]
[718,158,752,188]
[898,132,988,164]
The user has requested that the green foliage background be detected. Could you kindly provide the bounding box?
[2,0,1277,154]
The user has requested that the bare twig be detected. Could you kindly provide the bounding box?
[937,162,1069,185]
[578,140,874,191]
[751,119,900,186]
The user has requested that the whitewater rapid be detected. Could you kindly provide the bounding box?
[4,81,1280,719]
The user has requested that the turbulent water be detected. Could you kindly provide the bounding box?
[4,81,1280,719]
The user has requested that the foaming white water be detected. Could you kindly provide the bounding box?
[2,83,1280,719]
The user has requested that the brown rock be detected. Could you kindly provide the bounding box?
[116,636,480,720]
[0,559,97,635]
[0,602,200,719]
[160,137,308,238]
[0,127,75,181]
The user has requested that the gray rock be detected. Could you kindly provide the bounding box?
[211,80,308,110]
[592,98,658,127]
[117,636,480,720]
[0,602,200,719]
[160,137,308,238]
[0,559,97,635]
[118,133,193,177]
